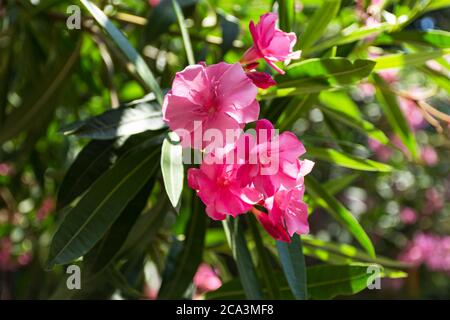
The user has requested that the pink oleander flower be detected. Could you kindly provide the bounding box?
[193,263,222,294]
[420,145,438,166]
[187,152,263,220]
[399,207,418,225]
[241,13,301,74]
[163,62,259,149]
[236,119,313,198]
[400,233,450,273]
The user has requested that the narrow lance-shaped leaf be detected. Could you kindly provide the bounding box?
[46,143,161,268]
[373,48,450,71]
[158,194,207,299]
[172,0,195,65]
[207,264,388,300]
[57,139,118,210]
[161,132,184,211]
[223,217,264,300]
[247,215,281,299]
[260,58,375,99]
[80,0,163,105]
[278,0,295,32]
[300,0,341,50]
[306,147,393,172]
[277,235,308,300]
[60,101,166,139]
[84,180,155,275]
[373,74,418,160]
[305,176,375,258]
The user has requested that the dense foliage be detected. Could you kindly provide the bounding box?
[0,0,449,299]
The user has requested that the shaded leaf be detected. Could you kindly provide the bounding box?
[47,143,161,268]
[277,235,308,300]
[158,194,207,298]
[61,101,165,139]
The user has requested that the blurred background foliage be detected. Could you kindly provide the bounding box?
[0,0,449,299]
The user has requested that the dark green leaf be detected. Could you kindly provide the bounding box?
[277,235,308,300]
[223,217,264,300]
[373,74,418,159]
[57,139,118,210]
[300,0,341,50]
[158,194,207,298]
[61,101,165,139]
[46,142,161,268]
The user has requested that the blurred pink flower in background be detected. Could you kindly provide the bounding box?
[241,13,301,74]
[424,188,444,215]
[36,197,55,221]
[398,97,426,131]
[399,207,418,225]
[368,138,392,162]
[0,237,15,271]
[420,146,438,166]
[400,233,450,273]
[148,0,160,7]
[193,263,222,294]
[0,162,14,176]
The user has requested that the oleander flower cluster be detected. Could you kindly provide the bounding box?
[162,13,312,242]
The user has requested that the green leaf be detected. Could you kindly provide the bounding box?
[223,217,264,300]
[277,94,319,131]
[161,132,184,211]
[46,142,161,268]
[247,215,281,299]
[261,58,375,99]
[278,0,295,32]
[302,235,410,269]
[306,23,392,54]
[207,264,391,300]
[300,0,341,50]
[158,194,207,299]
[80,0,163,105]
[277,235,308,300]
[85,180,155,275]
[319,91,389,144]
[373,48,450,71]
[307,147,393,172]
[0,39,81,144]
[306,264,380,299]
[418,66,450,94]
[375,30,450,49]
[323,173,360,196]
[57,140,118,209]
[305,176,375,258]
[61,101,165,139]
[373,74,418,159]
[172,0,195,65]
